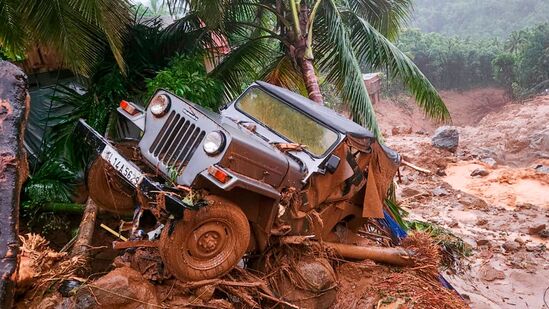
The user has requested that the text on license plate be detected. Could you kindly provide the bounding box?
[101,144,143,186]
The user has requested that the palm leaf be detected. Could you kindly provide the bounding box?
[18,0,130,75]
[315,0,381,136]
[262,55,308,96]
[25,158,79,204]
[211,35,281,100]
[0,0,27,56]
[344,11,450,122]
[73,0,131,73]
[349,0,413,39]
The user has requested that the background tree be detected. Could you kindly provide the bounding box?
[409,0,548,39]
[0,0,131,75]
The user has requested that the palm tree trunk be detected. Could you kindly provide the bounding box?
[299,57,324,104]
[290,1,324,105]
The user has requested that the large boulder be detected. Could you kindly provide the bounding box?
[432,126,459,152]
[0,61,29,309]
[72,266,160,308]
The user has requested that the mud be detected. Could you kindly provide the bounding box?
[0,61,29,308]
[384,93,549,308]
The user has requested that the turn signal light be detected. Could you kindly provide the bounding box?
[208,166,230,183]
[120,100,139,115]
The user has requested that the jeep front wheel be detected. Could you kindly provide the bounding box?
[159,196,250,281]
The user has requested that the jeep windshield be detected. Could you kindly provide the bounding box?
[236,87,339,157]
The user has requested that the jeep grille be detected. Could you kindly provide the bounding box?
[149,111,205,173]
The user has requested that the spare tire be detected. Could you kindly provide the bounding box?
[159,196,250,281]
[87,158,135,215]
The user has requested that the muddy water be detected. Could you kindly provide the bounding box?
[444,162,549,209]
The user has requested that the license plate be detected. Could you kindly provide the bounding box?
[101,144,143,186]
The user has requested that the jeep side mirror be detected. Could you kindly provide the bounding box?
[324,154,340,174]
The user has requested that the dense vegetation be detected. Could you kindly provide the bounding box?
[408,0,549,39]
[393,23,549,97]
[22,14,220,234]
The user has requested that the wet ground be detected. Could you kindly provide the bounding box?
[384,93,549,308]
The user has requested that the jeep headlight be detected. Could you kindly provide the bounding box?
[150,94,170,117]
[203,131,226,155]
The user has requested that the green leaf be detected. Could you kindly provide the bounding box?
[315,0,381,136]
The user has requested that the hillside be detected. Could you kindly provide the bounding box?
[381,92,549,308]
[408,0,549,38]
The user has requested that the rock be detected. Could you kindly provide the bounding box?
[517,203,534,210]
[476,239,491,246]
[534,164,549,174]
[400,187,421,198]
[514,237,525,244]
[432,126,459,152]
[481,157,498,168]
[459,193,488,209]
[539,230,549,238]
[432,187,449,197]
[72,266,160,308]
[505,138,530,154]
[476,219,488,226]
[525,244,543,252]
[436,169,447,176]
[275,257,337,309]
[193,285,215,302]
[471,168,489,177]
[391,126,412,136]
[528,224,546,235]
[502,241,520,252]
[481,265,505,281]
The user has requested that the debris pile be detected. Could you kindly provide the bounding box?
[14,232,466,308]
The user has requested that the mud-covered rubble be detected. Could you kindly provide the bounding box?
[14,232,467,309]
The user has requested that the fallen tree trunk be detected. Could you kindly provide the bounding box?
[70,198,98,259]
[325,242,413,266]
[280,236,414,266]
[0,61,29,308]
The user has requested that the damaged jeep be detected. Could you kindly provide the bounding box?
[78,81,401,281]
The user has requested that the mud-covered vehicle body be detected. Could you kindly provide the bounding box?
[78,81,400,280]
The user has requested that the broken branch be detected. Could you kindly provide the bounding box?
[401,159,432,174]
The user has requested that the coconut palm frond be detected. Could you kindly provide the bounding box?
[349,0,413,39]
[344,11,450,122]
[14,0,130,75]
[315,0,380,136]
[262,55,308,96]
[74,0,131,73]
[211,35,282,100]
[0,0,27,57]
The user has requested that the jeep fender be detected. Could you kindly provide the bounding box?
[197,168,281,252]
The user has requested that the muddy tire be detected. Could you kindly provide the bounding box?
[87,158,135,214]
[159,196,250,281]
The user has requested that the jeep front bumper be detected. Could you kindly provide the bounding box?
[76,119,200,218]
